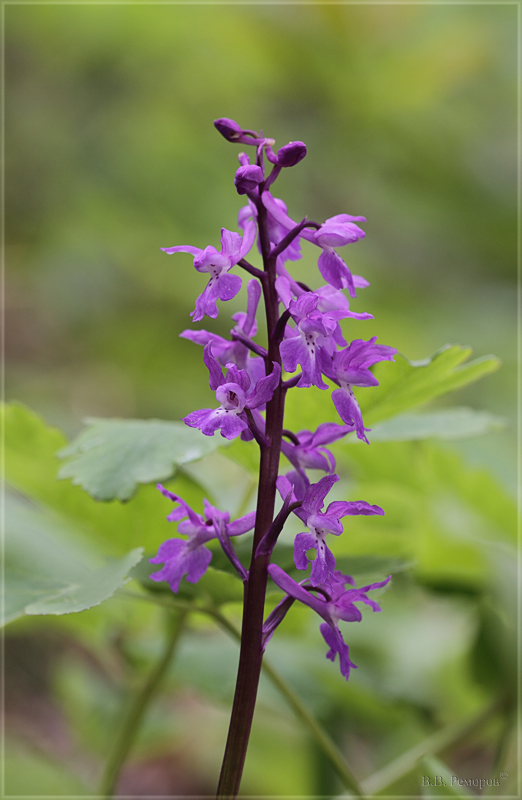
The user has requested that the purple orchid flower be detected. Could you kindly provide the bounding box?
[180,279,265,388]
[280,292,354,389]
[320,337,397,443]
[266,564,391,680]
[239,197,302,264]
[150,484,256,592]
[261,191,365,297]
[161,223,256,322]
[281,422,354,496]
[183,342,281,440]
[276,473,384,587]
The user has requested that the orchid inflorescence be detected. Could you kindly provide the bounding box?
[150,118,397,794]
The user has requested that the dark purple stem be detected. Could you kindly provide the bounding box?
[282,428,300,446]
[270,219,321,260]
[216,188,286,799]
[237,258,265,280]
[230,332,268,359]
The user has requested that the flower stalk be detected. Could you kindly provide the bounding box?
[150,118,397,798]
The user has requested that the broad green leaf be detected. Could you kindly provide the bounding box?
[3,402,206,556]
[359,346,501,424]
[57,417,223,500]
[4,494,143,624]
[283,346,500,433]
[368,407,506,442]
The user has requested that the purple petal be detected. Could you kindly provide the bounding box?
[220,228,242,258]
[280,334,303,374]
[238,220,257,261]
[246,363,281,409]
[216,272,243,302]
[161,244,202,257]
[149,537,186,564]
[310,539,336,587]
[331,388,369,444]
[311,422,352,447]
[182,408,216,434]
[359,575,392,593]
[260,191,296,231]
[317,250,356,297]
[268,564,328,620]
[325,500,384,518]
[228,511,256,536]
[242,279,262,336]
[203,342,225,390]
[185,546,213,584]
[192,284,220,322]
[302,474,339,516]
[294,532,318,571]
[314,219,365,248]
[320,623,357,680]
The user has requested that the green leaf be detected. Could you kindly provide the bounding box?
[4,402,207,556]
[283,346,501,434]
[359,346,501,424]
[368,407,506,442]
[57,417,223,501]
[4,494,143,624]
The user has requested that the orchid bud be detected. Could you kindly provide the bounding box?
[214,117,243,141]
[276,141,307,167]
[234,165,264,195]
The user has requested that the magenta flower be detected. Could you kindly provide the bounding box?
[266,565,391,680]
[320,337,397,443]
[281,422,353,496]
[183,343,281,440]
[180,279,265,387]
[261,191,366,296]
[280,292,352,389]
[162,223,256,322]
[277,473,384,587]
[239,197,302,264]
[150,484,256,592]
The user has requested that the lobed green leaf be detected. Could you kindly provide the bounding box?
[4,494,143,624]
[57,417,223,501]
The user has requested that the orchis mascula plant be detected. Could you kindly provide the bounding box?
[150,119,396,798]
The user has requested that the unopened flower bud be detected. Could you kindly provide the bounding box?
[276,141,307,167]
[214,117,243,141]
[234,165,264,195]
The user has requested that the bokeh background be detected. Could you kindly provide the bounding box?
[5,3,517,797]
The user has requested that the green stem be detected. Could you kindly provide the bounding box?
[209,608,363,797]
[361,696,504,796]
[99,609,187,799]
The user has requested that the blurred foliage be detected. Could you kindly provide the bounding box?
[4,2,517,797]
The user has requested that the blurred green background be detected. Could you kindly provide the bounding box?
[5,3,517,797]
